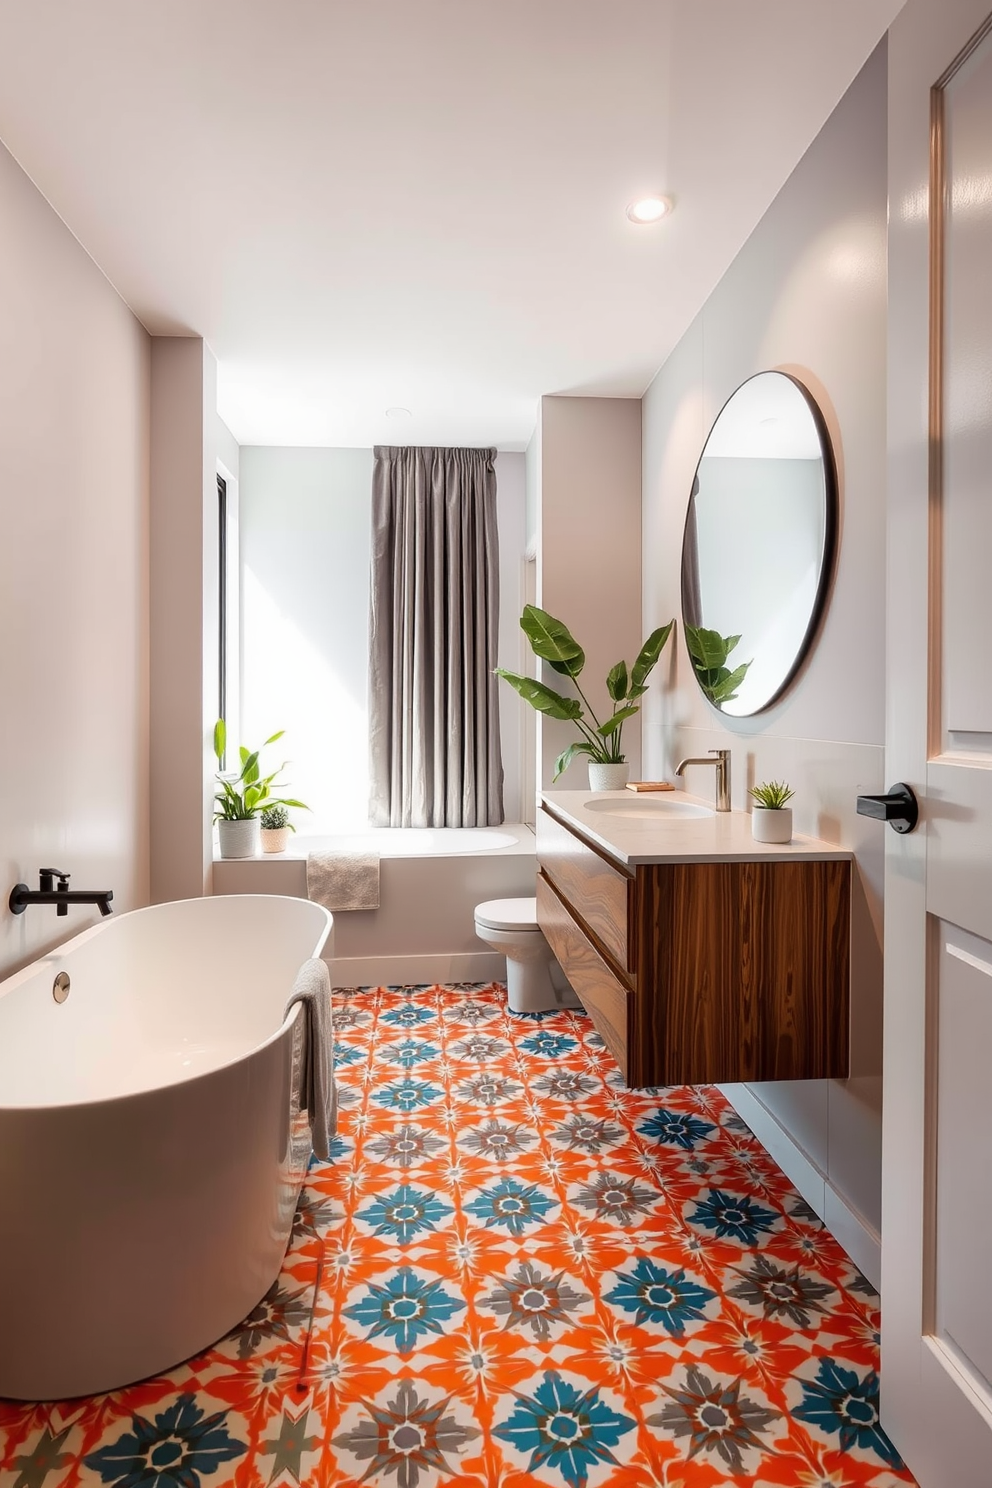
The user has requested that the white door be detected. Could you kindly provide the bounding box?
[884,2,992,1481]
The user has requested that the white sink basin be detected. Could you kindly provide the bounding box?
[584,795,713,822]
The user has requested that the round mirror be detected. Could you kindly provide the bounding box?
[680,370,837,717]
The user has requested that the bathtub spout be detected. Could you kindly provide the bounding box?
[8,870,114,917]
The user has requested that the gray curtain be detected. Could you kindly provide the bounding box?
[368,445,504,827]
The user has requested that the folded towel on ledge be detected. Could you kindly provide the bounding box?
[285,957,336,1161]
[307,850,380,910]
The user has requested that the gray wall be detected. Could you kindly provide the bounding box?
[641,43,888,1266]
[0,137,150,977]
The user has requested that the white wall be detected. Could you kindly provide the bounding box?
[642,43,888,1276]
[0,138,150,977]
[149,339,222,903]
[239,447,527,830]
[538,396,644,789]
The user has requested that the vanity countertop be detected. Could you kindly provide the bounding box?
[540,790,852,868]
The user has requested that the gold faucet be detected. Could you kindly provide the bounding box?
[674,748,731,811]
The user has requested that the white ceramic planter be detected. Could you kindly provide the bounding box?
[260,826,291,854]
[751,806,793,843]
[217,818,260,859]
[588,761,630,791]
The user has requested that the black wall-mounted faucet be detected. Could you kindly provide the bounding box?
[8,869,114,918]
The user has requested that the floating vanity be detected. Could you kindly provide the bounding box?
[538,790,851,1088]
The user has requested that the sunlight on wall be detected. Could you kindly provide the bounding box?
[241,565,369,831]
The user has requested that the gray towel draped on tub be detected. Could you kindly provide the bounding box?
[285,957,337,1161]
[307,850,380,911]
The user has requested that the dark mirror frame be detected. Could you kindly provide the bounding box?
[680,370,839,717]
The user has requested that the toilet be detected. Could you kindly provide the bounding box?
[473,896,581,1014]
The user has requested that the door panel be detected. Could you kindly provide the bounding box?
[885,2,992,1481]
[934,928,992,1396]
[926,761,992,936]
[942,34,992,735]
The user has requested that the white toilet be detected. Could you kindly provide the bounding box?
[473,896,580,1014]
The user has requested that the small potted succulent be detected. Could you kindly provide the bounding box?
[749,779,795,843]
[260,804,293,854]
[213,721,309,859]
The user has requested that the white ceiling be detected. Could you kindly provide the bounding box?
[0,1,902,450]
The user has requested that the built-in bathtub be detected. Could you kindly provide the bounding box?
[213,822,537,986]
[0,893,331,1401]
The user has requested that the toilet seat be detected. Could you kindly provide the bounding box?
[474,897,540,932]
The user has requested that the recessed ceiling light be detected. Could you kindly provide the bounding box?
[385,406,412,419]
[626,195,673,225]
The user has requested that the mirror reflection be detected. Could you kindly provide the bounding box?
[681,370,836,717]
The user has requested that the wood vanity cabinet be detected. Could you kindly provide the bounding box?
[537,801,850,1088]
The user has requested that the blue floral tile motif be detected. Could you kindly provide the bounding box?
[605,1258,716,1336]
[495,1371,635,1488]
[380,1004,436,1027]
[518,1031,578,1058]
[688,1188,780,1244]
[794,1359,903,1468]
[343,1265,464,1353]
[372,1077,443,1113]
[381,1037,440,1069]
[465,1176,556,1236]
[331,1042,365,1067]
[308,1133,351,1168]
[638,1107,716,1150]
[84,1393,246,1487]
[358,1183,453,1243]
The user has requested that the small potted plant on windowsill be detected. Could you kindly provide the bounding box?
[213,721,309,860]
[260,804,293,854]
[749,779,795,843]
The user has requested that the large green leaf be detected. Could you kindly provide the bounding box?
[706,661,751,704]
[494,669,583,720]
[597,704,639,737]
[213,718,226,762]
[519,605,585,677]
[630,620,675,690]
[685,625,740,670]
[553,740,597,780]
[606,661,628,701]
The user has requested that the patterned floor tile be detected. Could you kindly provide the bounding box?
[0,982,918,1488]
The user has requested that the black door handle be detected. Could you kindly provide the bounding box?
[856,782,919,834]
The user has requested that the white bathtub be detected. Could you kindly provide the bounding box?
[213,822,538,987]
[0,894,331,1401]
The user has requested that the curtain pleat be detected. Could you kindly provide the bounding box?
[368,445,504,827]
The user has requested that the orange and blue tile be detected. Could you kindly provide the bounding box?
[0,982,917,1487]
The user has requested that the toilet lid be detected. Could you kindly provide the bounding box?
[475,896,540,931]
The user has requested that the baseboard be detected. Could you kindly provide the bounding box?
[720,1082,882,1291]
[329,950,506,989]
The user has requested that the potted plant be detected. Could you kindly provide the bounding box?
[496,606,674,789]
[749,779,795,843]
[212,721,309,859]
[260,804,293,854]
[685,624,752,708]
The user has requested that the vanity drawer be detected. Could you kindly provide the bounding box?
[537,805,633,971]
[537,872,632,1080]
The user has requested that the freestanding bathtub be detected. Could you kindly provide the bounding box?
[0,893,331,1401]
